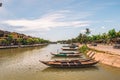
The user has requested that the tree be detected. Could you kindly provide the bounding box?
[7,35,13,45]
[85,28,90,36]
[108,29,116,39]
[101,33,109,43]
[84,28,91,44]
[22,38,28,45]
[0,39,8,46]
[82,34,87,44]
[71,38,77,43]
[116,31,120,37]
[34,38,40,44]
[77,33,83,43]
[27,38,34,45]
[17,38,23,45]
[63,28,120,44]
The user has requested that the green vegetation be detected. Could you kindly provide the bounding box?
[0,36,49,46]
[0,30,50,46]
[19,38,49,45]
[0,39,8,46]
[79,45,89,53]
[58,28,120,44]
[7,35,13,45]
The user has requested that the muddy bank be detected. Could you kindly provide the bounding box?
[87,50,120,68]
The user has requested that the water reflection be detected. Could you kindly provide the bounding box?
[42,66,99,72]
[0,46,46,64]
[0,46,45,57]
[100,63,120,74]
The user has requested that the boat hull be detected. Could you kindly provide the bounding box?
[40,60,98,68]
[59,52,79,54]
[47,62,98,68]
[62,48,78,51]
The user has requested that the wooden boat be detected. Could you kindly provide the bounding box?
[40,59,98,68]
[63,45,71,47]
[62,48,78,51]
[51,53,81,57]
[63,45,78,48]
[63,44,78,48]
[53,52,79,54]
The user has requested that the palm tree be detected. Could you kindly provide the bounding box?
[85,28,90,36]
[85,28,91,44]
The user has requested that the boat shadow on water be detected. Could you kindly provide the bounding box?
[42,66,99,72]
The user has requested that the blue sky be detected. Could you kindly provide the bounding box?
[0,0,120,41]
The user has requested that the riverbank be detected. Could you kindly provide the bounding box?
[80,44,120,68]
[0,44,48,49]
[88,44,120,56]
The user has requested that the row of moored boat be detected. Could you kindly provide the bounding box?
[40,44,98,68]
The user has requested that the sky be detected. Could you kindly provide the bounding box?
[0,0,120,41]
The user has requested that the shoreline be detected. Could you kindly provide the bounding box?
[86,50,120,68]
[79,44,120,68]
[0,44,48,49]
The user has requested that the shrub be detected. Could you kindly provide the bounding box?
[79,45,89,53]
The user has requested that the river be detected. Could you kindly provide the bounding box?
[0,44,120,80]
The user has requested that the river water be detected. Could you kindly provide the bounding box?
[0,44,120,80]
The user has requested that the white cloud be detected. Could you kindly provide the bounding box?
[2,10,91,31]
[101,26,105,29]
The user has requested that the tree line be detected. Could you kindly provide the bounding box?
[58,28,120,44]
[0,35,49,46]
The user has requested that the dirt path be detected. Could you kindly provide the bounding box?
[88,44,120,55]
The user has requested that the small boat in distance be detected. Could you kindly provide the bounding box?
[40,59,98,68]
[63,44,78,48]
[51,52,81,57]
[62,48,78,51]
[53,52,79,54]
